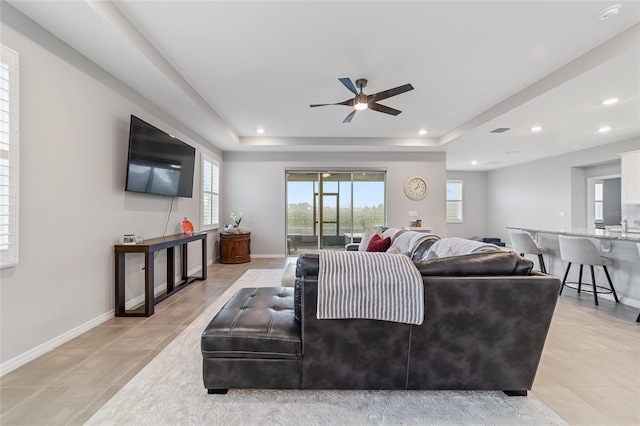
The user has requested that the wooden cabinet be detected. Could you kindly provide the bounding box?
[220,232,251,264]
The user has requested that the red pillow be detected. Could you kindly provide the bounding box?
[367,234,391,252]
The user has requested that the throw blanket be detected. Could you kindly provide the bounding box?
[388,231,437,257]
[318,250,424,325]
[422,237,501,260]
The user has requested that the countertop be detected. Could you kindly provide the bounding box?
[507,226,640,242]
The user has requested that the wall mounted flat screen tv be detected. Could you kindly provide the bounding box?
[125,115,196,198]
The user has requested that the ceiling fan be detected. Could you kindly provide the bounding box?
[310,78,414,123]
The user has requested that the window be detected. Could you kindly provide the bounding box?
[446,180,463,223]
[594,181,604,222]
[201,153,219,230]
[1,45,18,268]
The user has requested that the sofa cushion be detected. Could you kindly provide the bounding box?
[414,251,533,276]
[367,235,391,252]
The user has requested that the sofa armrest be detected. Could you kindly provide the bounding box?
[296,253,319,276]
[407,275,560,391]
[345,243,360,251]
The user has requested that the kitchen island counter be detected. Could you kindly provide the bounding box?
[506,226,640,243]
[506,226,640,319]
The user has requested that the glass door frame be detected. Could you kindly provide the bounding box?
[285,168,387,253]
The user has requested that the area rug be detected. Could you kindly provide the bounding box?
[86,268,566,425]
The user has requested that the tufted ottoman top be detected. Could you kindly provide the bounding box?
[201,287,301,359]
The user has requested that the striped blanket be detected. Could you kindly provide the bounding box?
[317,250,424,325]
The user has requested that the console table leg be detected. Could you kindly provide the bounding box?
[201,237,207,279]
[181,243,188,281]
[144,252,154,316]
[167,246,175,294]
[115,253,126,316]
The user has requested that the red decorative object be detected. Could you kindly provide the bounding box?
[181,217,194,235]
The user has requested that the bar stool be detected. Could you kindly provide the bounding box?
[509,231,549,274]
[558,235,619,306]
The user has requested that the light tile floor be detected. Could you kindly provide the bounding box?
[0,258,638,425]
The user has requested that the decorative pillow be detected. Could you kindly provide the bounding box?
[358,228,376,252]
[367,234,391,252]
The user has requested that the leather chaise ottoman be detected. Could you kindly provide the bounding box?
[201,287,301,394]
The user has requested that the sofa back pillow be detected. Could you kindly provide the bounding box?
[367,234,391,252]
[414,251,533,276]
[358,228,376,251]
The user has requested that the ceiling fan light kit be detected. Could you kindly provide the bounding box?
[310,77,414,123]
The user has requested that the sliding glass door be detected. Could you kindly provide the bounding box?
[286,170,385,254]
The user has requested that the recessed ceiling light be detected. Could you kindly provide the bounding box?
[530,126,542,132]
[418,129,428,135]
[256,128,265,134]
[471,160,478,165]
[602,98,619,105]
[506,151,521,155]
[599,126,611,133]
[597,4,622,20]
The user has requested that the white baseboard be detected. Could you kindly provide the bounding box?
[598,293,640,309]
[0,264,206,377]
[251,254,286,259]
[0,310,113,376]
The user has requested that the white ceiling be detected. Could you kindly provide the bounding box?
[5,1,640,170]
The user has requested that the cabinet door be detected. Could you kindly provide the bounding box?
[621,151,640,204]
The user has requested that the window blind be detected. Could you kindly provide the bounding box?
[1,45,18,268]
[446,180,463,223]
[201,154,219,230]
[594,181,604,222]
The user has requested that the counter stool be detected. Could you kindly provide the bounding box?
[509,231,549,274]
[558,235,619,306]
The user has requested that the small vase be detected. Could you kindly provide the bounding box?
[237,226,244,233]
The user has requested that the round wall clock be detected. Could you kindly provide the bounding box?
[404,176,429,201]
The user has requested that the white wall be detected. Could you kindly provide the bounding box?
[0,9,222,371]
[445,171,487,239]
[223,152,447,255]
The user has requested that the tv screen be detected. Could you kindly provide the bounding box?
[125,115,196,198]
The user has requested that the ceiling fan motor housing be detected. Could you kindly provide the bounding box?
[355,79,368,90]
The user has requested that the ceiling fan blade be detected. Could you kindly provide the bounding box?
[309,99,354,108]
[371,84,414,102]
[339,78,358,95]
[369,102,402,116]
[343,110,357,123]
